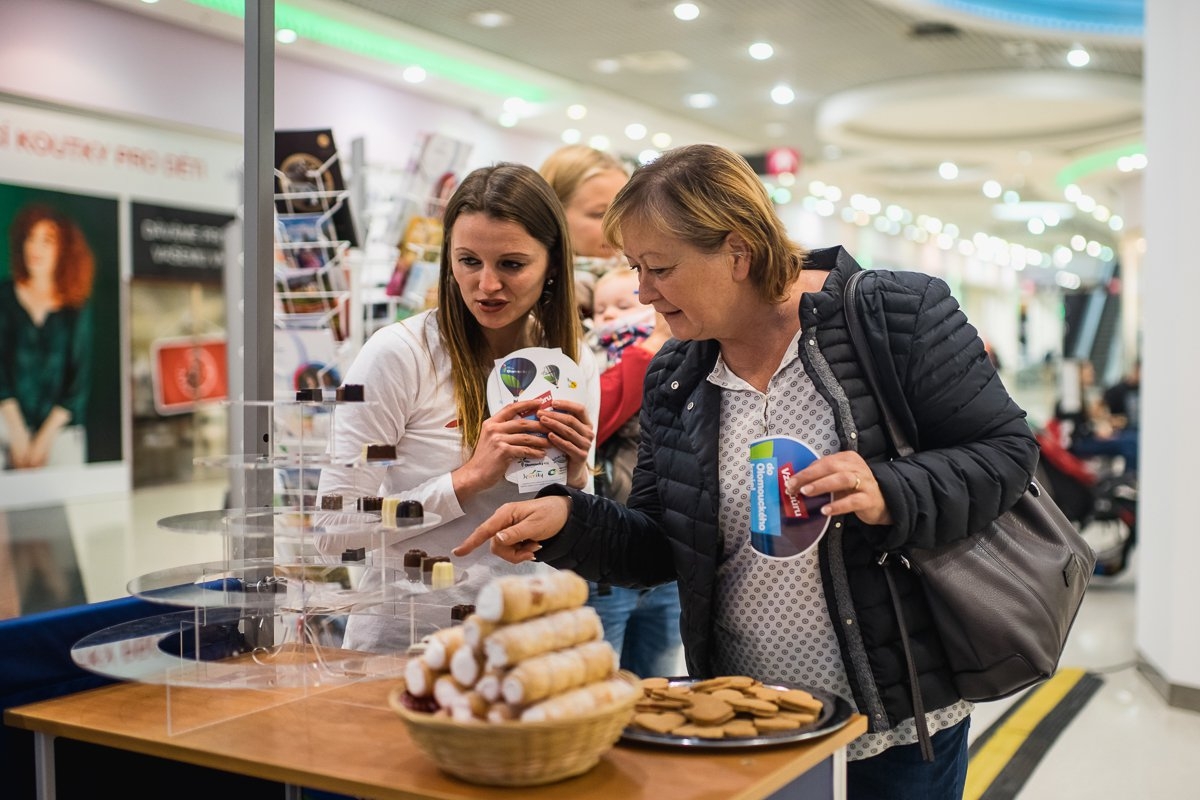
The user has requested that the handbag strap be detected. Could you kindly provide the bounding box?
[881,565,932,760]
[843,269,935,762]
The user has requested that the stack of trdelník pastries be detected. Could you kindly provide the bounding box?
[401,570,638,723]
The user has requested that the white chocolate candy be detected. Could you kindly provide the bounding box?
[431,560,455,590]
[381,497,399,527]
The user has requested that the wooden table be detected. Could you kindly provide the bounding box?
[6,677,866,800]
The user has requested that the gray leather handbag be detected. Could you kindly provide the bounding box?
[845,269,1096,759]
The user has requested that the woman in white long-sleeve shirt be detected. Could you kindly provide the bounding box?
[316,163,599,652]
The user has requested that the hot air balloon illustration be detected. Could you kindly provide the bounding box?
[499,357,537,399]
[542,364,560,387]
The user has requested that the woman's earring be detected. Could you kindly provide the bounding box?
[540,276,555,304]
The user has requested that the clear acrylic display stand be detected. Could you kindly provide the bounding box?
[66,396,466,734]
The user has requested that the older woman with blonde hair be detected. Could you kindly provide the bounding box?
[460,144,1038,800]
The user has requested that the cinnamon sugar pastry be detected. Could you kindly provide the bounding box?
[500,640,619,705]
[482,605,603,668]
[404,657,441,698]
[519,677,639,722]
[421,625,466,671]
[475,570,589,623]
[450,643,486,687]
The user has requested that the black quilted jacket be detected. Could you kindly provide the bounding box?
[537,245,1039,732]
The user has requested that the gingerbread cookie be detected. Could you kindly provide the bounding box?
[633,711,687,734]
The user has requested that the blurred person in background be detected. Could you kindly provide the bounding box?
[543,144,683,679]
[540,144,630,320]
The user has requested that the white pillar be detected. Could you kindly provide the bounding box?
[1136,0,1200,709]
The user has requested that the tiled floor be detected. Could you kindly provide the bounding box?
[969,549,1200,798]
[2,377,1198,797]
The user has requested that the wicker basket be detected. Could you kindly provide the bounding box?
[388,673,639,786]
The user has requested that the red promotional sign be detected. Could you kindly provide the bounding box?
[766,147,802,176]
[150,335,228,415]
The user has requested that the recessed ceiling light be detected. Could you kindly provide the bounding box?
[275,28,298,45]
[469,11,512,28]
[938,161,959,180]
[1067,46,1090,67]
[770,84,795,105]
[402,66,426,83]
[685,92,717,109]
[592,58,621,74]
[748,42,774,60]
[561,129,582,144]
[625,123,647,141]
[652,132,673,149]
[673,3,700,22]
[566,104,587,120]
[588,134,611,151]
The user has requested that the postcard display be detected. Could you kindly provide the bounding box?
[63,132,490,733]
[271,130,359,505]
[354,132,473,338]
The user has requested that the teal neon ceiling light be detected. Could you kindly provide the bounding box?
[927,1,1143,37]
[187,0,549,102]
[1056,142,1145,187]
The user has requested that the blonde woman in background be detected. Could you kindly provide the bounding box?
[539,144,630,320]
[541,145,684,680]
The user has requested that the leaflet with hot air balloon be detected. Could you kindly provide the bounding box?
[486,347,586,492]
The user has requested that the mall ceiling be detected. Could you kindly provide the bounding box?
[97,0,1145,278]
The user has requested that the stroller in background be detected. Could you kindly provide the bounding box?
[1034,418,1138,576]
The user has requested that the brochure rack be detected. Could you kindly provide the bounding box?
[272,150,359,463]
[351,133,471,338]
[273,156,354,341]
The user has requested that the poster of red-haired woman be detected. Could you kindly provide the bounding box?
[0,184,120,474]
